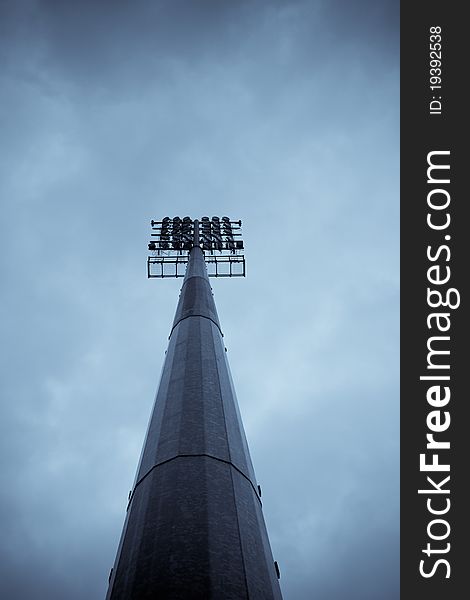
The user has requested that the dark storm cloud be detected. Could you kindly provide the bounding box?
[1,1,398,598]
[2,0,397,94]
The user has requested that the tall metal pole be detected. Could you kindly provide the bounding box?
[107,219,282,599]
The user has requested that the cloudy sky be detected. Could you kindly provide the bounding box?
[0,1,399,598]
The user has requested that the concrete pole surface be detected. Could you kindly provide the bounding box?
[107,246,282,600]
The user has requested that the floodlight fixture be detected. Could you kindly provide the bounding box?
[147,216,245,278]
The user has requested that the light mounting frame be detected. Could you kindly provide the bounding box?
[147,216,245,278]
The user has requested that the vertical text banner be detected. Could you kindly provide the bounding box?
[401,2,467,599]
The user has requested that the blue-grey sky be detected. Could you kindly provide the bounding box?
[0,1,399,598]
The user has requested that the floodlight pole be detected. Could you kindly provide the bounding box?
[193,217,199,248]
[106,218,282,599]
